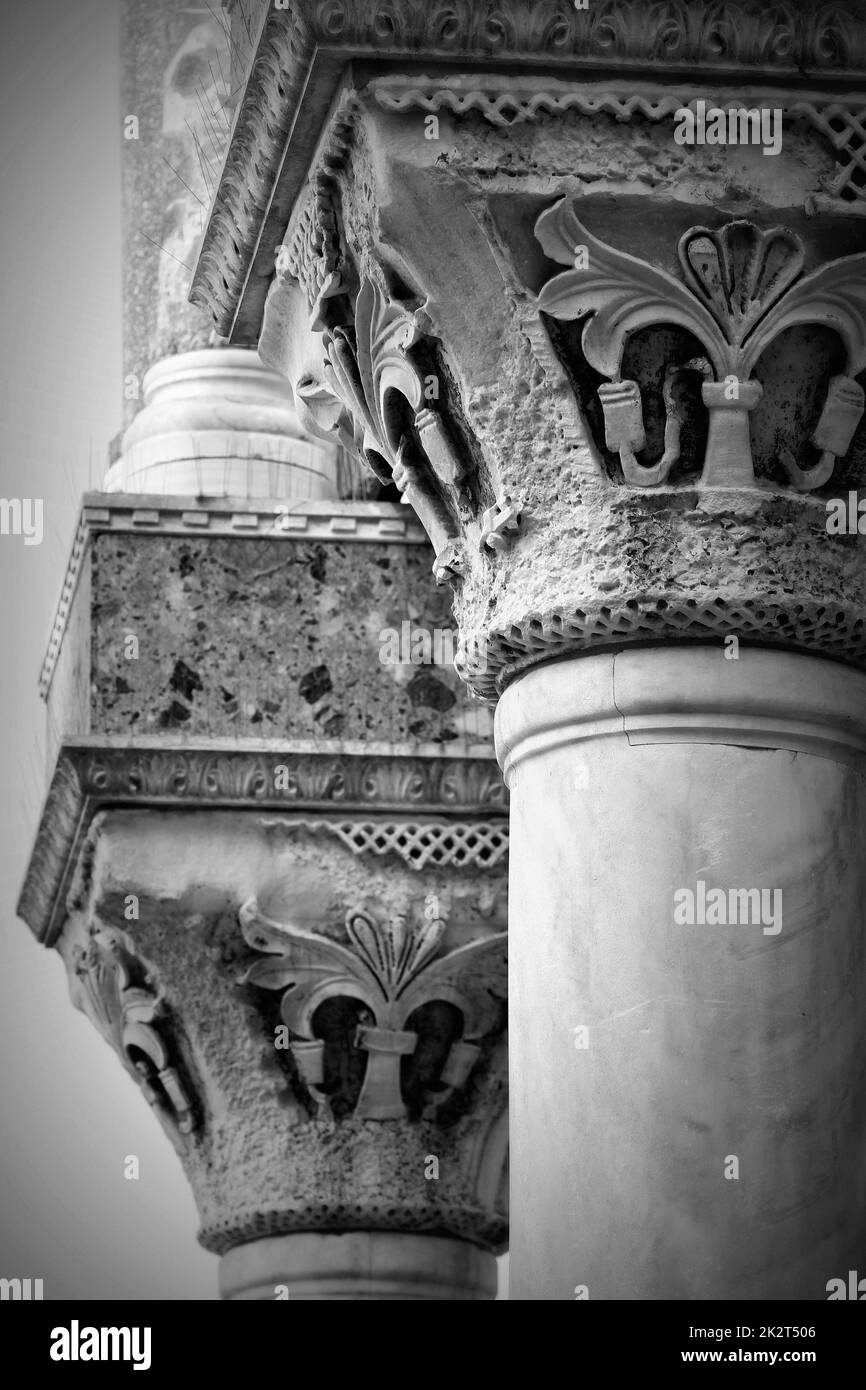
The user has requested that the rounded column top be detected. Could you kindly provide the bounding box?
[495,645,866,782]
[104,347,340,501]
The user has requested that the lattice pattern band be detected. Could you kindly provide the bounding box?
[281,818,509,870]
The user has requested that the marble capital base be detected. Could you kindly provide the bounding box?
[496,645,866,1300]
[219,1232,497,1300]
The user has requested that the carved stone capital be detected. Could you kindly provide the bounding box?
[239,896,505,1122]
[53,808,508,1272]
[191,14,866,701]
[191,2,866,342]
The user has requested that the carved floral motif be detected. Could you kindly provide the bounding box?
[70,928,195,1153]
[239,897,506,1121]
[295,277,470,579]
[536,202,866,490]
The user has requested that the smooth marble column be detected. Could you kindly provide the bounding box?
[105,348,340,499]
[219,1233,497,1300]
[496,646,866,1300]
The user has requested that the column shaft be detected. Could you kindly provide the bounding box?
[496,647,866,1300]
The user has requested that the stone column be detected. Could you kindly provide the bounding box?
[53,800,506,1302]
[118,0,340,500]
[16,0,508,1303]
[105,345,339,499]
[189,0,866,1298]
[497,648,866,1299]
[21,490,507,1301]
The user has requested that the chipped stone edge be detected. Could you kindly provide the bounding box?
[16,737,506,948]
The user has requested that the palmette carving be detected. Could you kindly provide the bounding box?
[70,928,195,1153]
[239,898,506,1121]
[537,203,866,490]
[297,277,470,578]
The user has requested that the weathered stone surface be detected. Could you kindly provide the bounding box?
[122,0,233,423]
[183,0,866,1305]
[273,96,866,695]
[18,737,508,953]
[44,499,492,752]
[59,810,507,1259]
[189,6,866,701]
[191,1,866,343]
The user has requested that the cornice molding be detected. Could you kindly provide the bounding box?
[190,0,866,339]
[17,738,506,947]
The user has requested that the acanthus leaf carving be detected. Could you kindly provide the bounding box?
[536,200,866,491]
[239,897,506,1122]
[295,276,472,580]
[70,927,195,1153]
[537,198,729,378]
